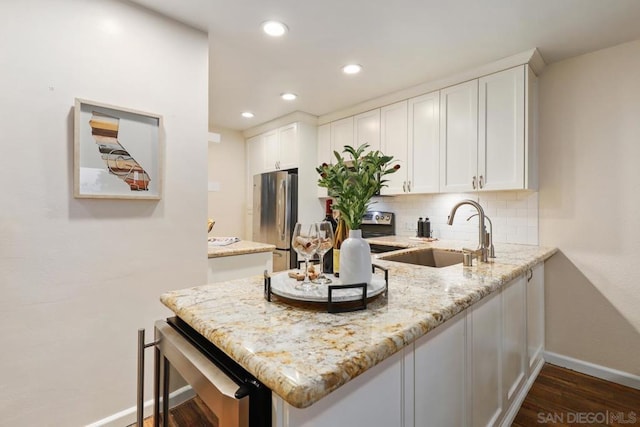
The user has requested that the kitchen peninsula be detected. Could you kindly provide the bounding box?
[207,239,275,283]
[164,240,556,426]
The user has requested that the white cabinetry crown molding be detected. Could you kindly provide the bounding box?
[243,111,318,139]
[318,48,545,125]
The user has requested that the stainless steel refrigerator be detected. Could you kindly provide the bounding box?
[252,170,298,272]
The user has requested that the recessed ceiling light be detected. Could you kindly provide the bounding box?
[262,21,288,37]
[241,112,254,118]
[281,92,297,101]
[342,64,362,75]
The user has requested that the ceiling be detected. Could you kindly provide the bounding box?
[128,0,640,131]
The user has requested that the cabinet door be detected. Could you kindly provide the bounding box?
[478,65,525,190]
[439,80,478,192]
[354,109,380,152]
[469,290,502,427]
[409,91,440,194]
[317,124,330,198]
[246,135,264,177]
[263,129,279,171]
[414,311,467,427]
[502,275,527,407]
[527,262,544,372]
[380,101,407,195]
[330,116,354,157]
[278,123,299,170]
[281,349,404,427]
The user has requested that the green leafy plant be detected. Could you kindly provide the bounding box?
[316,144,400,230]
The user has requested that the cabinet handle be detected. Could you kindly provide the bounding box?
[407,180,411,192]
[402,181,406,192]
[472,176,477,190]
[479,175,484,189]
[527,268,533,282]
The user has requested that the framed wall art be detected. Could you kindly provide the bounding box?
[74,99,163,199]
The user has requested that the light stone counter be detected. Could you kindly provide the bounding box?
[207,239,275,258]
[162,239,556,409]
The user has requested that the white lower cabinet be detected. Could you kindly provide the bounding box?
[207,252,273,284]
[413,311,467,427]
[274,348,404,427]
[501,275,527,409]
[274,263,545,427]
[527,263,545,372]
[469,290,503,427]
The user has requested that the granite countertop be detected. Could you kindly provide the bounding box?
[163,238,557,409]
[207,239,275,258]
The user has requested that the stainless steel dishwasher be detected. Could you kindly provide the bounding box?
[137,317,271,427]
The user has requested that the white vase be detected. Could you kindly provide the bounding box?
[340,229,372,285]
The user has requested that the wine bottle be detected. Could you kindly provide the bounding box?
[333,217,348,277]
[322,199,338,274]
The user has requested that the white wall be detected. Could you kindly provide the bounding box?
[539,39,640,375]
[208,128,246,238]
[0,1,208,425]
[372,190,538,245]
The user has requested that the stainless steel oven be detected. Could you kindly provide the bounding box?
[360,211,395,238]
[361,211,397,254]
[139,318,271,427]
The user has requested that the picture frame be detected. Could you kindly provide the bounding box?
[74,98,163,199]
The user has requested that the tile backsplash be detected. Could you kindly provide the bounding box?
[370,190,539,245]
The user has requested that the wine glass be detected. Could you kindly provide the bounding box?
[291,223,320,290]
[313,221,335,284]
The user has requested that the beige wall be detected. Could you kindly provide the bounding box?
[0,1,208,425]
[539,39,640,375]
[208,128,247,238]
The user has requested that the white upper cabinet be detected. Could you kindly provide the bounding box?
[354,109,381,152]
[261,123,300,172]
[409,92,440,194]
[478,66,526,191]
[317,62,537,199]
[246,134,265,178]
[330,116,354,156]
[331,92,440,195]
[277,123,299,170]
[317,123,330,198]
[440,65,534,193]
[263,129,279,171]
[439,79,479,192]
[380,101,408,195]
[328,110,381,160]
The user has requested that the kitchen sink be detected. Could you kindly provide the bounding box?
[378,248,464,268]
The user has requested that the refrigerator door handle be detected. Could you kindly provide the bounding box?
[279,179,287,242]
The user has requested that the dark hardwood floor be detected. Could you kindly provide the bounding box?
[513,363,640,426]
[133,363,640,426]
[130,397,218,427]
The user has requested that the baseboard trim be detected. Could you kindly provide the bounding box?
[500,356,545,427]
[85,385,196,427]
[543,351,640,391]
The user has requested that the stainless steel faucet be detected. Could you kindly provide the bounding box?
[467,213,495,259]
[447,199,488,263]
